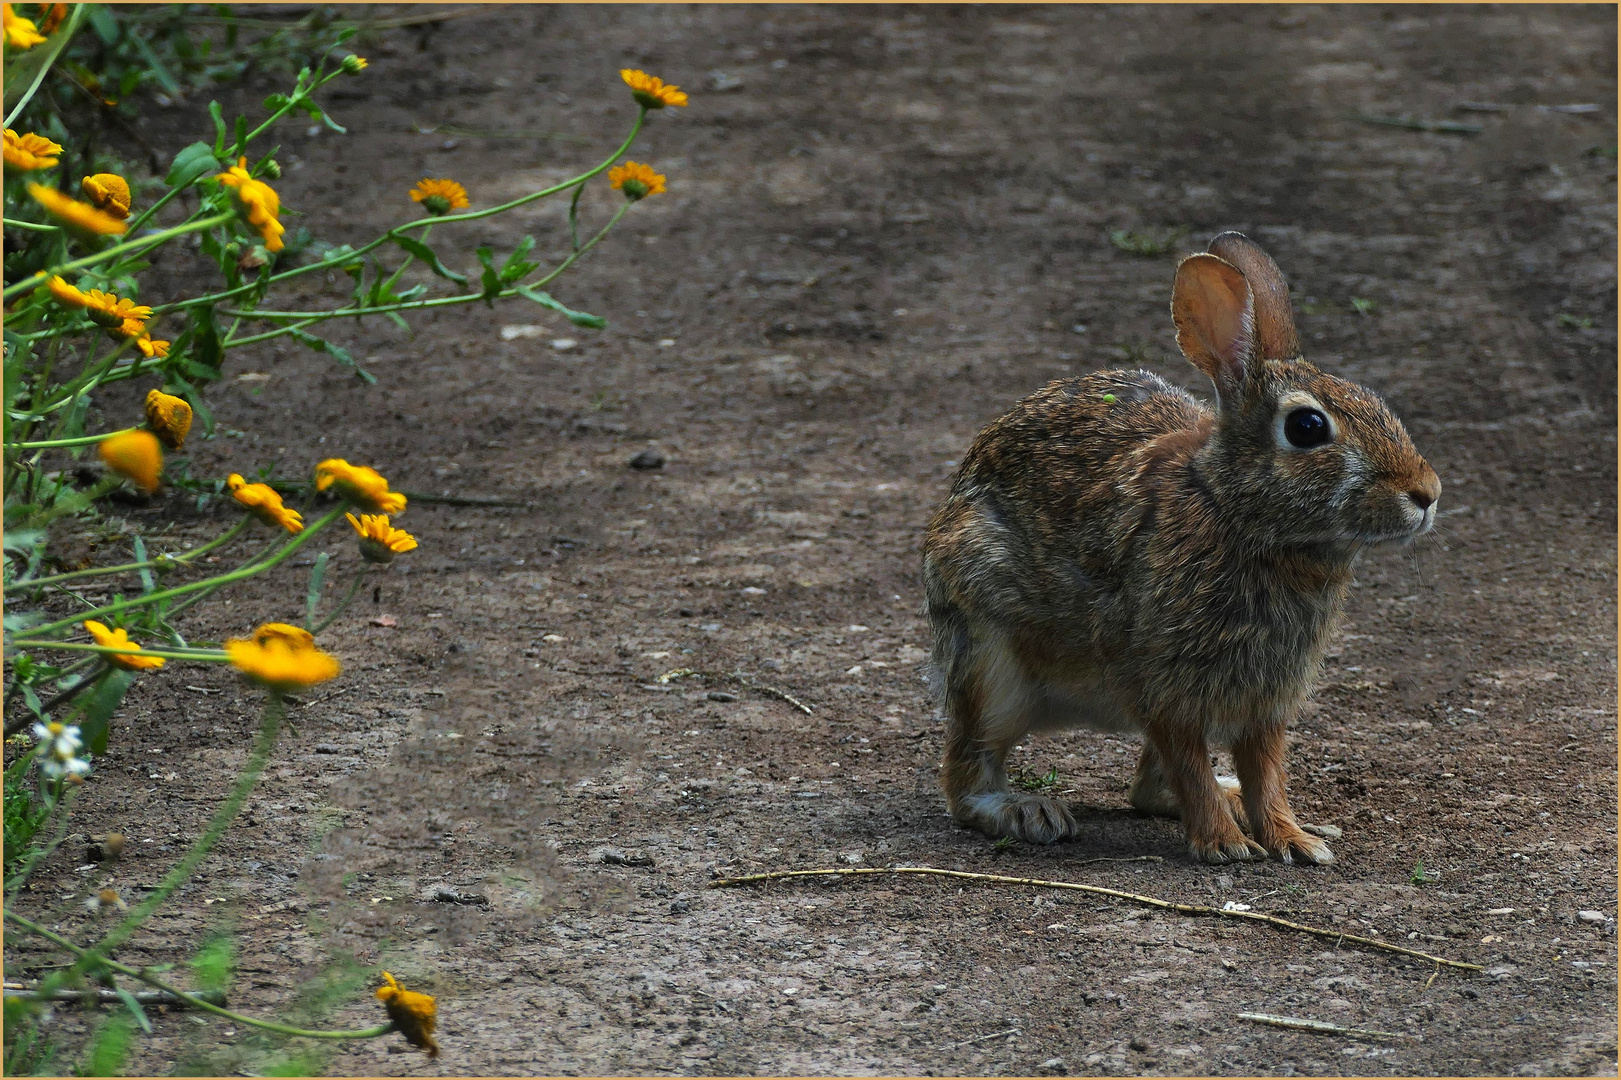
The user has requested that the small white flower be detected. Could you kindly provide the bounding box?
[32,721,89,781]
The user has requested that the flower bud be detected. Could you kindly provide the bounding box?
[341,54,368,75]
[260,158,282,179]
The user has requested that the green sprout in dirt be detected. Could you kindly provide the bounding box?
[1013,765,1060,792]
[1410,857,1439,885]
[1108,225,1189,256]
[5,8,693,1065]
[1350,296,1378,316]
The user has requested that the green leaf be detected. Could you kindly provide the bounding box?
[263,92,292,113]
[392,235,467,285]
[78,1013,135,1077]
[500,235,539,285]
[112,988,153,1035]
[133,536,154,594]
[125,28,181,96]
[514,286,607,329]
[209,101,228,156]
[287,328,375,384]
[476,247,502,305]
[190,305,223,371]
[77,670,135,757]
[190,935,237,993]
[304,552,330,628]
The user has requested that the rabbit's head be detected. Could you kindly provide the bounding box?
[1171,233,1440,550]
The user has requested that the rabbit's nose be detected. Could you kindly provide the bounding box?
[1405,471,1441,511]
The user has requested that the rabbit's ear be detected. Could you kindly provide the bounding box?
[1208,232,1301,361]
[1172,253,1254,402]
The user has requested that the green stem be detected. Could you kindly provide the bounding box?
[2,213,235,303]
[9,503,350,642]
[16,641,228,663]
[151,107,648,317]
[310,569,369,635]
[7,426,138,450]
[82,696,285,960]
[4,912,396,1041]
[2,4,86,128]
[7,518,251,593]
[529,199,632,290]
[2,219,59,233]
[376,224,427,296]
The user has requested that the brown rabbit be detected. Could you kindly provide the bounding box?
[922,232,1439,864]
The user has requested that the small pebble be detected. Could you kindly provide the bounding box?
[629,449,665,470]
[1129,1036,1152,1052]
[1578,910,1611,924]
[1038,1057,1067,1075]
[707,691,738,703]
[550,338,576,351]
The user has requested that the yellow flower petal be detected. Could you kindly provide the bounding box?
[620,68,688,109]
[215,157,285,252]
[84,620,164,671]
[28,183,127,235]
[225,625,340,692]
[3,128,61,170]
[409,178,469,215]
[80,173,132,218]
[3,4,46,49]
[347,512,418,563]
[314,459,406,515]
[607,161,666,201]
[376,972,439,1057]
[144,390,192,450]
[99,431,162,494]
[227,474,304,533]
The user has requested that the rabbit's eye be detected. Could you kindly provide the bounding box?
[1284,408,1331,448]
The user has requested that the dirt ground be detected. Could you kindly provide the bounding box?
[7,4,1618,1077]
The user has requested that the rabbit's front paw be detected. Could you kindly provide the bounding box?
[963,792,1079,845]
[1263,827,1335,866]
[1186,827,1266,864]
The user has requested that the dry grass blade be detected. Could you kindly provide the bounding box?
[656,667,814,714]
[1238,1012,1412,1042]
[708,865,1482,972]
[1350,113,1483,134]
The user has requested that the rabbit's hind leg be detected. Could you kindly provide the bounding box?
[1129,742,1249,832]
[938,631,1078,845]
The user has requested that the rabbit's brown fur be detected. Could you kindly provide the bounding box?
[922,233,1439,864]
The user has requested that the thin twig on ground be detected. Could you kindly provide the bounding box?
[707,865,1482,973]
[3,986,228,1009]
[656,667,814,714]
[1238,1012,1413,1042]
[936,1027,1021,1052]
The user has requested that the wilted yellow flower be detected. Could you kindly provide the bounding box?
[409,178,468,216]
[39,3,67,33]
[620,68,688,109]
[225,623,340,692]
[608,161,666,201]
[83,620,165,671]
[347,513,417,564]
[136,335,170,359]
[341,53,367,74]
[376,972,439,1057]
[99,430,162,493]
[227,474,304,533]
[314,459,407,515]
[144,389,192,449]
[28,183,128,236]
[80,173,132,218]
[215,157,285,252]
[3,128,60,170]
[46,276,151,332]
[3,4,45,48]
[84,887,128,913]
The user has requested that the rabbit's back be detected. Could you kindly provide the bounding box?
[925,369,1209,628]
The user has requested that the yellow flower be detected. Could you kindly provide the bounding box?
[608,161,666,201]
[314,459,406,515]
[341,53,367,74]
[3,4,45,48]
[225,623,340,692]
[409,178,469,216]
[347,513,417,564]
[376,972,439,1057]
[28,183,128,236]
[39,3,67,33]
[99,431,162,494]
[620,68,688,110]
[80,173,132,219]
[3,128,61,170]
[214,157,285,253]
[136,335,170,359]
[227,474,304,533]
[83,620,165,671]
[45,276,151,332]
[144,389,192,450]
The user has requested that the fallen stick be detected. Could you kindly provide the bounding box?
[1238,1012,1411,1042]
[4,986,228,1009]
[708,866,1481,973]
[1350,113,1483,134]
[656,668,814,715]
[937,1027,1021,1052]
